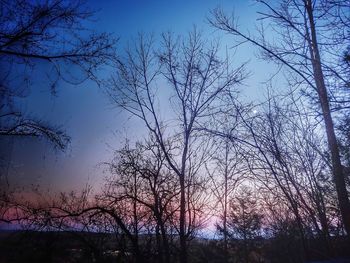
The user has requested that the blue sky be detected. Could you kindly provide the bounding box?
[6,0,276,193]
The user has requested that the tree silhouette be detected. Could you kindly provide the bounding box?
[0,0,117,149]
[211,0,350,237]
[107,30,246,262]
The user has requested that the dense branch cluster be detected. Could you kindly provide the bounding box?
[0,0,117,150]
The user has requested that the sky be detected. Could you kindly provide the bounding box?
[4,0,276,194]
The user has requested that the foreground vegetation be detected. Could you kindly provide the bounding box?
[0,230,349,263]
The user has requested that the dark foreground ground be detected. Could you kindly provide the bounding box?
[0,230,349,263]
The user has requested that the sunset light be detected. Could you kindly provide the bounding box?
[1,0,350,262]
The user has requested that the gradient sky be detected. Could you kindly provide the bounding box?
[5,0,276,193]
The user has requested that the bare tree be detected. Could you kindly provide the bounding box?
[105,138,179,262]
[0,0,117,149]
[241,92,339,258]
[106,30,246,262]
[210,0,350,236]
[227,186,263,263]
[207,137,246,261]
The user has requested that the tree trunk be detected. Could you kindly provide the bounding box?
[179,174,187,263]
[160,222,170,263]
[305,0,350,236]
[223,141,229,262]
[155,224,164,263]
